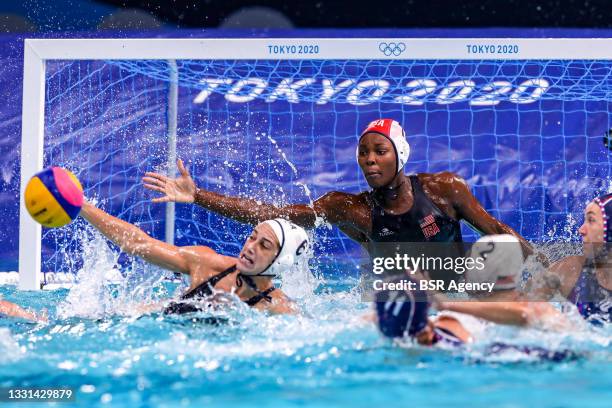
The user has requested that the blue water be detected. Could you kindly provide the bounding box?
[0,270,611,408]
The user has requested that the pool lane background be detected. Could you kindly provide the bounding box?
[2,30,612,274]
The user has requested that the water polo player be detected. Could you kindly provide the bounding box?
[436,234,568,330]
[540,193,612,322]
[375,276,580,361]
[376,276,472,347]
[143,119,531,282]
[79,201,309,315]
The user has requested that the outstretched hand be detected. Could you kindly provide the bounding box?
[143,159,196,203]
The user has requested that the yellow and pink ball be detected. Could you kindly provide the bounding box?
[24,167,83,228]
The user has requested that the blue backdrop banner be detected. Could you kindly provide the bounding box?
[2,29,612,274]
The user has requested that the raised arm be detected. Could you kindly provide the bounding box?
[191,188,320,227]
[80,202,202,274]
[143,159,348,228]
[442,172,534,259]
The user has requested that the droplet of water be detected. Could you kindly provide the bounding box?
[80,385,96,393]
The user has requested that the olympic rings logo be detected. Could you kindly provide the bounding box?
[378,42,406,56]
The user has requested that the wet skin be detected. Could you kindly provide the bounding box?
[578,202,606,260]
[236,223,280,275]
[143,135,530,254]
[79,202,295,313]
[545,201,612,298]
[415,317,472,346]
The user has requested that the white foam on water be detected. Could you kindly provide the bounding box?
[57,231,122,319]
[0,328,24,362]
[279,237,320,300]
[52,222,609,366]
[57,226,171,319]
[150,290,372,366]
[42,152,610,367]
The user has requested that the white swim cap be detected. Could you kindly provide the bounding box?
[357,119,411,174]
[258,218,310,277]
[467,234,524,290]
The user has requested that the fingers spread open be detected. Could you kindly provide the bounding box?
[144,172,168,182]
[142,176,165,186]
[177,159,189,177]
[143,183,165,193]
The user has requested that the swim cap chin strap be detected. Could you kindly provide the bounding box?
[357,119,411,175]
[257,218,309,277]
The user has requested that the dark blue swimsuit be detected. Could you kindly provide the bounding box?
[568,262,612,322]
[432,326,579,361]
[432,326,464,347]
[163,265,276,315]
[371,175,463,244]
[369,175,464,283]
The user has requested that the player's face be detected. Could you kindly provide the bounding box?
[237,223,280,274]
[579,202,606,259]
[357,133,397,188]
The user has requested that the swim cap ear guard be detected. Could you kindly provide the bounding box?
[593,193,612,243]
[357,119,411,174]
[466,234,523,291]
[257,218,310,277]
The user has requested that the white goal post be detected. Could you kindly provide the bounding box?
[18,38,612,290]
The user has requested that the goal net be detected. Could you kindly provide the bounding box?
[18,39,612,289]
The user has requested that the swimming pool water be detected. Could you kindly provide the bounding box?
[0,275,611,408]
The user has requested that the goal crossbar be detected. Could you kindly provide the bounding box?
[18,38,612,290]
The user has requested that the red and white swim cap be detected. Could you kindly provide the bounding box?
[358,119,410,174]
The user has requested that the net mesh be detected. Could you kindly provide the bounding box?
[41,58,612,274]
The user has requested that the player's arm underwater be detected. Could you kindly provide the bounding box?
[142,159,358,229]
[80,201,209,275]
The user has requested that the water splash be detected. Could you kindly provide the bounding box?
[266,134,298,177]
[57,225,171,319]
[0,328,24,363]
[280,245,319,300]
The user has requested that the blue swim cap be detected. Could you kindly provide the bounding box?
[593,193,612,242]
[375,277,430,338]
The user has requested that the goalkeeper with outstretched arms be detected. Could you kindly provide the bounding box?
[143,119,534,282]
